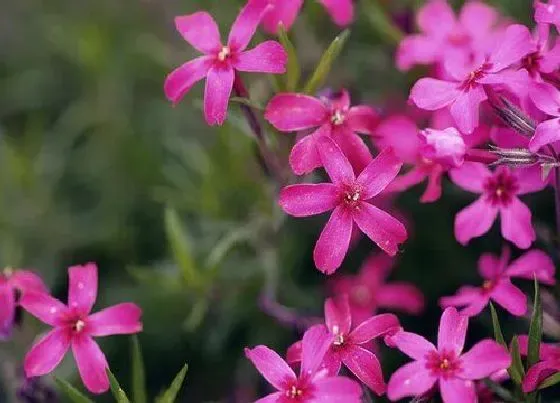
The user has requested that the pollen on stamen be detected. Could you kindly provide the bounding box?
[286,385,303,398]
[73,320,85,333]
[218,46,231,62]
[331,110,345,126]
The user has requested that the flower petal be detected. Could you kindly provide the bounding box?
[72,335,109,394]
[374,115,421,163]
[490,280,527,316]
[87,303,143,336]
[459,1,497,38]
[19,292,68,326]
[522,360,560,392]
[449,86,487,134]
[341,345,385,395]
[279,184,339,217]
[438,307,468,355]
[352,202,407,257]
[255,392,283,403]
[316,136,355,185]
[261,0,303,34]
[440,286,488,317]
[375,283,425,315]
[318,0,353,26]
[506,250,556,285]
[265,94,328,131]
[289,128,330,175]
[314,206,353,274]
[174,12,221,54]
[530,118,560,152]
[164,56,213,104]
[420,167,444,203]
[346,106,379,135]
[325,296,352,336]
[454,197,498,245]
[489,24,536,71]
[514,166,548,195]
[439,378,477,403]
[350,313,399,344]
[331,129,373,174]
[529,81,560,117]
[460,339,511,380]
[203,65,234,126]
[234,41,287,73]
[286,341,302,365]
[478,252,503,279]
[384,168,427,194]
[68,263,98,315]
[417,0,455,35]
[396,35,440,71]
[387,361,437,401]
[410,78,461,111]
[356,148,403,200]
[228,0,268,51]
[390,330,436,361]
[500,197,535,249]
[449,162,491,193]
[24,328,71,377]
[9,270,48,294]
[0,285,15,339]
[245,345,297,390]
[301,324,333,376]
[311,376,363,402]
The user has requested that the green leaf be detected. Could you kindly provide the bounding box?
[489,303,506,346]
[303,30,350,95]
[277,23,300,91]
[510,336,525,385]
[131,336,147,403]
[107,369,131,403]
[538,371,560,390]
[156,364,188,403]
[362,0,404,45]
[230,97,264,111]
[527,279,543,368]
[164,207,200,287]
[55,378,94,403]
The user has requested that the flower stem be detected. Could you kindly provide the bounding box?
[363,0,404,45]
[465,148,499,165]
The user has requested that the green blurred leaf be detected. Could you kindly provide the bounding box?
[156,364,188,403]
[510,336,525,385]
[489,303,506,346]
[538,371,560,390]
[363,0,404,45]
[108,369,131,403]
[277,24,300,91]
[55,378,94,403]
[131,336,147,403]
[303,30,350,95]
[528,279,543,368]
[230,97,264,111]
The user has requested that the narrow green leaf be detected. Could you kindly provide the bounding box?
[538,371,560,390]
[527,279,543,368]
[164,207,200,287]
[489,303,506,346]
[107,369,131,403]
[303,30,350,95]
[363,0,404,45]
[156,364,188,403]
[131,336,147,403]
[510,336,525,385]
[277,23,300,91]
[230,97,264,111]
[55,378,94,403]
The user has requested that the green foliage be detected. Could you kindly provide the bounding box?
[277,24,301,92]
[489,303,523,385]
[55,378,94,403]
[156,364,188,403]
[539,372,560,390]
[131,336,148,403]
[107,369,131,403]
[527,279,543,369]
[490,303,506,347]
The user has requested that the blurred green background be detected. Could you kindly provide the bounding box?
[1,0,556,401]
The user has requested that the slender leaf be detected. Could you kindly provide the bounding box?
[510,336,525,385]
[55,378,94,403]
[538,372,560,390]
[489,303,506,346]
[156,364,188,403]
[107,369,131,403]
[277,23,300,91]
[303,30,350,95]
[164,207,200,287]
[230,97,264,111]
[131,336,148,403]
[363,0,404,45]
[527,279,543,368]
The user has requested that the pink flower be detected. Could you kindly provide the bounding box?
[279,137,407,274]
[450,163,546,248]
[522,24,560,79]
[441,247,555,316]
[164,1,287,125]
[260,0,353,34]
[410,24,536,133]
[420,127,466,168]
[387,307,511,402]
[0,267,47,339]
[518,335,560,392]
[21,263,142,394]
[329,254,424,324]
[245,325,362,403]
[529,81,560,151]
[397,0,499,71]
[535,1,560,30]
[265,91,379,174]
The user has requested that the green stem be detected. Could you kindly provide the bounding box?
[363,0,404,45]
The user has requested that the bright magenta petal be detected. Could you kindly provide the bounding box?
[449,86,487,134]
[312,376,363,402]
[347,106,379,135]
[245,345,296,390]
[20,292,68,326]
[449,162,490,193]
[317,137,355,185]
[459,1,497,37]
[489,24,536,71]
[234,41,287,73]
[477,252,503,279]
[490,280,527,316]
[10,270,48,294]
[68,263,98,315]
[265,94,328,131]
[384,168,427,194]
[396,35,440,71]
[500,197,535,249]
[530,118,560,152]
[387,361,436,401]
[390,331,436,361]
[319,0,353,26]
[255,392,283,403]
[331,129,373,174]
[417,0,455,34]
[523,360,560,392]
[174,12,221,54]
[529,81,560,116]
[440,286,487,318]
[164,56,213,104]
[506,250,556,285]
[87,303,143,336]
[72,335,109,394]
[352,202,407,257]
[376,284,425,315]
[228,0,268,51]
[261,0,303,34]
[203,66,234,126]
[341,345,385,395]
[420,167,443,203]
[514,166,548,195]
[356,148,403,200]
[325,296,352,336]
[0,285,15,338]
[301,324,333,376]
[437,307,468,355]
[289,129,327,175]
[454,197,498,245]
[410,78,461,110]
[24,328,71,377]
[460,339,511,380]
[279,184,339,217]
[350,313,399,344]
[314,207,353,274]
[439,378,477,403]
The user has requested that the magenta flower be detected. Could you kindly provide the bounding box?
[265,90,379,174]
[518,335,560,392]
[164,1,287,125]
[450,162,546,248]
[387,307,511,402]
[21,263,142,394]
[522,24,560,79]
[535,1,560,30]
[0,267,47,339]
[397,0,499,71]
[329,254,424,324]
[419,127,466,168]
[410,24,535,133]
[260,0,353,34]
[441,247,555,316]
[529,81,560,151]
[279,137,407,274]
[245,325,362,403]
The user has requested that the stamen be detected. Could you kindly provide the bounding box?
[73,320,85,333]
[482,280,493,291]
[439,359,450,370]
[331,110,345,126]
[286,385,303,398]
[218,46,230,62]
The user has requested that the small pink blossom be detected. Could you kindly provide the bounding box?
[535,1,560,30]
[21,263,142,394]
[329,254,424,324]
[420,127,466,168]
[518,335,560,392]
[245,325,362,403]
[410,24,536,134]
[522,24,560,79]
[529,81,560,151]
[441,247,555,317]
[265,91,379,174]
[450,163,546,248]
[164,1,287,125]
[279,137,407,274]
[259,0,353,34]
[0,267,47,339]
[387,307,511,402]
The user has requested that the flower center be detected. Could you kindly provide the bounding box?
[447,31,470,46]
[3,267,13,278]
[331,110,345,126]
[73,320,85,333]
[426,351,460,378]
[332,325,345,346]
[352,285,372,306]
[342,185,362,209]
[483,169,519,206]
[286,385,303,399]
[522,52,542,76]
[217,46,231,62]
[482,280,494,292]
[462,62,492,89]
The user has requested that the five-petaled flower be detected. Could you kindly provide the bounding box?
[164,1,287,125]
[387,307,511,402]
[529,81,560,151]
[279,136,407,274]
[441,247,555,316]
[21,263,142,394]
[245,325,362,403]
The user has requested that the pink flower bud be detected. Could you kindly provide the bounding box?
[420,127,466,168]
